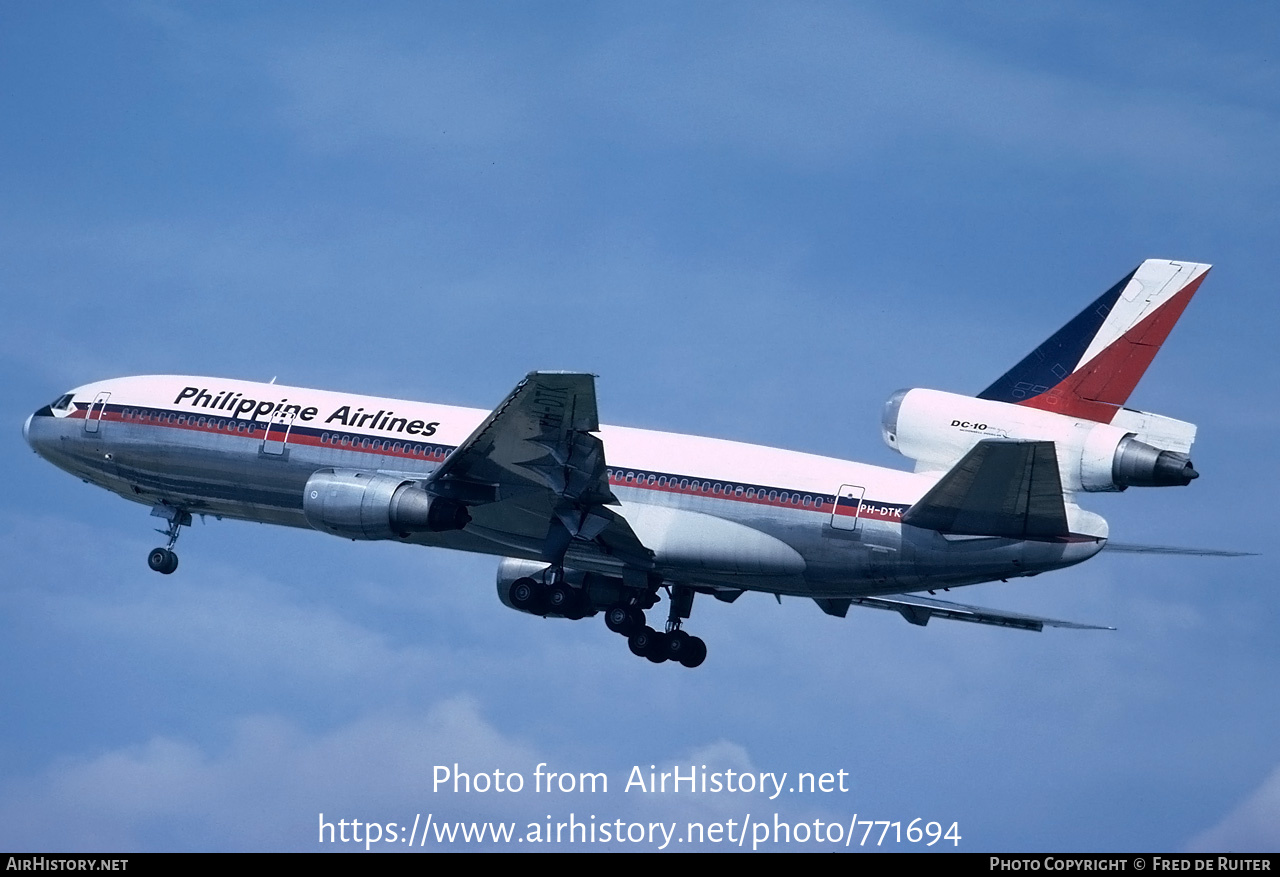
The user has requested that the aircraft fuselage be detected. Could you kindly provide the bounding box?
[24,374,1103,601]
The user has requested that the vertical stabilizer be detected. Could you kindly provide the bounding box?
[978,260,1210,423]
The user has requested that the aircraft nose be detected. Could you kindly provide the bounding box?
[22,413,32,448]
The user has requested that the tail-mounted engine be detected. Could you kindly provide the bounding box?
[881,388,1198,492]
[303,469,470,540]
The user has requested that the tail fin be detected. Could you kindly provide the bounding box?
[978,260,1210,423]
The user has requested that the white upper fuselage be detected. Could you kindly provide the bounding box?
[24,374,1107,600]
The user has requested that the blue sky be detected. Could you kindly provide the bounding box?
[2,1,1277,852]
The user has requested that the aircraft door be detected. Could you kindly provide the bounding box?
[84,392,110,434]
[260,408,298,458]
[831,484,865,532]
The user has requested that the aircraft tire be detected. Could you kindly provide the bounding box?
[148,548,178,575]
[551,585,588,620]
[605,604,640,635]
[664,629,691,662]
[628,626,667,661]
[644,630,670,663]
[679,636,707,669]
[545,583,573,616]
[509,577,546,614]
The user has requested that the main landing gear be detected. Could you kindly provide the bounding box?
[508,573,589,620]
[614,584,707,669]
[147,505,191,575]
[507,571,709,668]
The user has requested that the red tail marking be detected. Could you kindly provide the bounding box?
[1019,270,1208,423]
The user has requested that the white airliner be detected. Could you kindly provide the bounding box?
[24,259,1236,668]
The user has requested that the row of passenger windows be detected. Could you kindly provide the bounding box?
[124,408,261,434]
[122,408,448,459]
[319,433,448,458]
[605,469,824,507]
[121,409,810,497]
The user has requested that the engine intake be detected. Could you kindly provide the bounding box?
[303,469,470,540]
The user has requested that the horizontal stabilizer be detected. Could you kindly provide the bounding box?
[848,593,1114,632]
[1104,542,1256,557]
[902,440,1068,538]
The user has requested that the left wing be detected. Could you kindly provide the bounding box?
[814,593,1113,631]
[427,372,653,569]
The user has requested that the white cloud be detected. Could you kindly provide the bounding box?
[1186,764,1280,852]
[0,697,542,851]
[0,694,796,851]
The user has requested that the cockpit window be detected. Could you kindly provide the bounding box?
[50,394,74,411]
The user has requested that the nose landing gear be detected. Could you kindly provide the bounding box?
[147,504,190,575]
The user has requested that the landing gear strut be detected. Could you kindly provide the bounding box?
[147,505,190,575]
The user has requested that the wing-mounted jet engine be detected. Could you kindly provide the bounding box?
[303,469,470,540]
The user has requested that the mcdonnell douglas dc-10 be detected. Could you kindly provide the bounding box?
[25,259,1231,668]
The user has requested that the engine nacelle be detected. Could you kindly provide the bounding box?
[303,468,470,540]
[881,388,1198,492]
